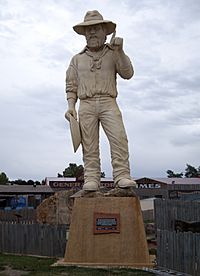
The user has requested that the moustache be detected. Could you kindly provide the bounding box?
[88,35,98,39]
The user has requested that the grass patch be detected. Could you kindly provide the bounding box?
[0,253,154,275]
[0,253,55,272]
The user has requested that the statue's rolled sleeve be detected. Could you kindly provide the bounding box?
[65,60,78,102]
[115,53,134,80]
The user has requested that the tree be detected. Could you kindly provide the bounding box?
[60,163,105,179]
[166,164,200,178]
[27,180,35,185]
[62,163,84,177]
[166,170,183,178]
[0,172,9,185]
[11,179,27,185]
[185,164,200,178]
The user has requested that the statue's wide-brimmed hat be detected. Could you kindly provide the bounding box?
[73,10,116,35]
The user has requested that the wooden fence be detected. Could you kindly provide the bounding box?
[155,199,200,275]
[0,222,68,257]
[0,209,37,223]
[154,199,200,231]
[157,230,200,276]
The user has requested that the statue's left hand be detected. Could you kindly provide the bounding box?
[65,108,77,122]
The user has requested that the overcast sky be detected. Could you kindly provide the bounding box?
[0,0,200,181]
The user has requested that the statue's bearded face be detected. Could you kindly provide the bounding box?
[85,24,106,50]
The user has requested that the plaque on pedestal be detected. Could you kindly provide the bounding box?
[93,212,120,234]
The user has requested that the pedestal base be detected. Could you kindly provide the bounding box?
[64,197,153,268]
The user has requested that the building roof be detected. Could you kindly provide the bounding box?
[45,177,114,184]
[135,177,200,185]
[46,176,200,185]
[0,185,54,194]
[154,177,200,185]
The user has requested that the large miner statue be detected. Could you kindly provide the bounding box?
[65,10,136,192]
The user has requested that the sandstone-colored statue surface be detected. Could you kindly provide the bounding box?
[65,10,137,192]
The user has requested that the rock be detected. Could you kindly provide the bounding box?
[36,189,76,225]
[36,187,137,225]
[72,190,104,198]
[104,187,137,197]
[71,187,137,198]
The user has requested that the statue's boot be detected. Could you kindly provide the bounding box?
[117,178,137,188]
[83,181,99,191]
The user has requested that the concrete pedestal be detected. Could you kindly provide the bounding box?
[64,197,152,268]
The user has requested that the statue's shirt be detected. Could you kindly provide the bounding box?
[66,44,133,101]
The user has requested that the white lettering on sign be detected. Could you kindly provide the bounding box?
[155,184,161,188]
[49,181,77,188]
[140,184,148,188]
[139,183,161,189]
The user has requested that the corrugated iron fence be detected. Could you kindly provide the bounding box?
[0,209,37,223]
[0,222,68,257]
[155,199,200,276]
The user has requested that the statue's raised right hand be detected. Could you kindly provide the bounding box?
[112,37,123,51]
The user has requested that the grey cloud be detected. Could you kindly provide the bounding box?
[166,106,200,127]
[38,38,73,67]
[0,24,15,37]
[0,83,70,180]
[170,132,200,147]
[168,116,200,148]
[0,2,13,20]
[124,66,200,113]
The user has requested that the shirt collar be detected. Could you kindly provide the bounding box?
[78,43,113,54]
